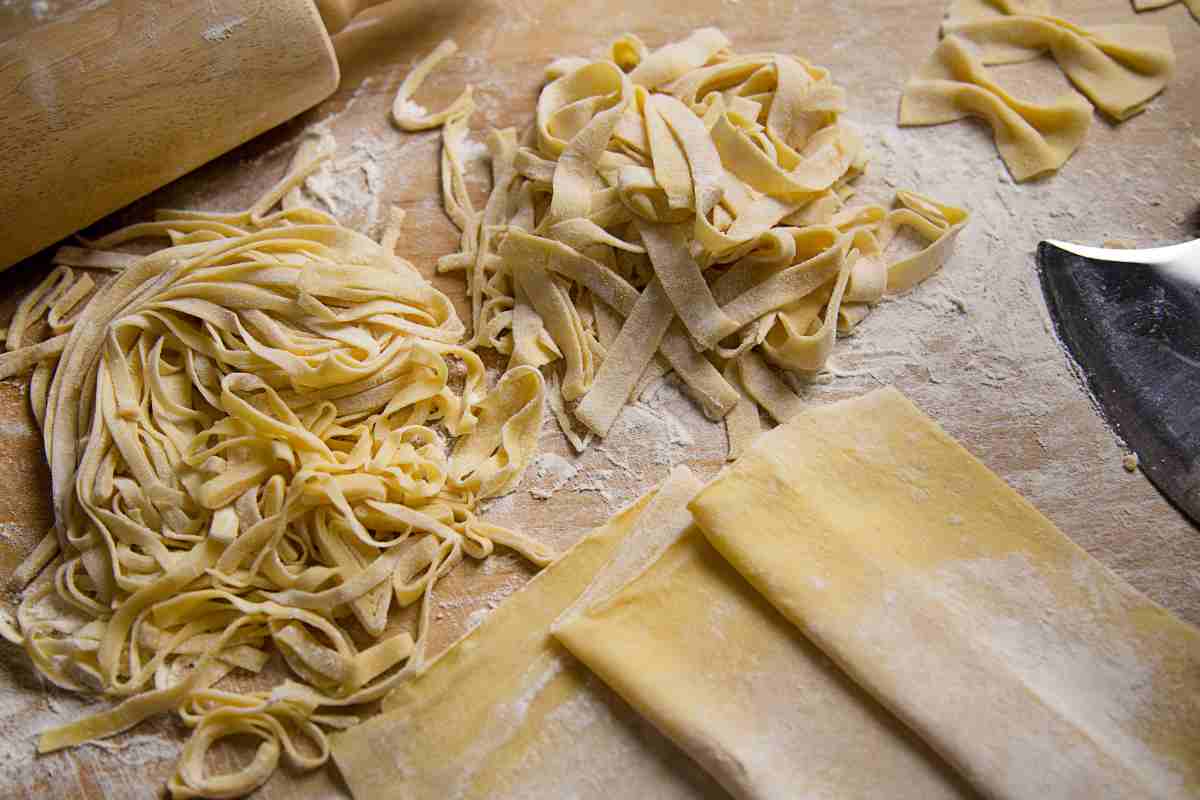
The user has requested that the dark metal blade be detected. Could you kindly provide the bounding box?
[1037,241,1200,528]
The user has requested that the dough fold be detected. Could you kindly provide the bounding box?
[690,387,1200,800]
[331,469,725,800]
[553,501,973,800]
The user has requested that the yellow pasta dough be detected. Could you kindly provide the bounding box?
[331,471,725,800]
[690,387,1200,800]
[554,514,973,800]
[2,91,547,797]
[903,0,1175,179]
[1131,0,1199,23]
[438,29,969,457]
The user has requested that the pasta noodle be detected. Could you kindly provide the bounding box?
[1,30,974,794]
[3,106,545,796]
[902,0,1174,180]
[438,30,969,453]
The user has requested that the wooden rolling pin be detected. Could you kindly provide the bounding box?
[0,0,390,272]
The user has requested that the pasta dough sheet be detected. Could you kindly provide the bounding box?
[330,471,725,800]
[690,387,1200,800]
[554,527,975,800]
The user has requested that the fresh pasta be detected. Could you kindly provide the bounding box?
[438,29,970,454]
[1131,0,1199,23]
[902,0,1175,180]
[2,119,546,797]
[0,28,979,796]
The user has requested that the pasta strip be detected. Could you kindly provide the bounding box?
[429,29,970,456]
[392,40,474,131]
[3,124,548,799]
[637,220,740,351]
[575,280,675,436]
[903,4,1174,179]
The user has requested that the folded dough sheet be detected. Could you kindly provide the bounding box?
[688,387,1200,800]
[330,471,726,800]
[553,517,973,800]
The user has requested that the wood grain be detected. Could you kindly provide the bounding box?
[0,0,1196,797]
[0,0,338,270]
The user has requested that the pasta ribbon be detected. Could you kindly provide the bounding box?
[437,31,968,450]
[902,0,1174,179]
[4,105,545,796]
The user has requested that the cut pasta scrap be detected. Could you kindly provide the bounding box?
[900,35,1093,181]
[1131,0,1199,23]
[392,39,475,131]
[905,2,1174,180]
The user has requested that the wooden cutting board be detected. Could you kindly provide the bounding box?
[0,1,1196,797]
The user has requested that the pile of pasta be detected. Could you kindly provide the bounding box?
[901,0,1175,180]
[0,26,981,798]
[0,141,547,796]
[433,28,970,455]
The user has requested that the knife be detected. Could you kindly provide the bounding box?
[1037,237,1200,527]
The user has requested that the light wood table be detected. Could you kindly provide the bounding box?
[0,0,1196,796]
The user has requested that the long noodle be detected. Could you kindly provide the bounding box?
[4,124,545,797]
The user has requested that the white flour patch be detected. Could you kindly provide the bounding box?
[479,491,518,518]
[639,376,696,447]
[0,415,35,437]
[395,99,429,119]
[458,136,489,164]
[201,16,246,42]
[298,127,393,236]
[530,453,579,500]
[0,521,35,542]
[2,0,57,20]
[465,606,491,631]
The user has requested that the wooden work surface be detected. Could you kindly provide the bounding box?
[0,0,1197,797]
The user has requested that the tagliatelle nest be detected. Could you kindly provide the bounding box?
[434,28,969,458]
[0,132,546,797]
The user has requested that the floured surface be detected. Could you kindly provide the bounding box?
[0,0,1197,797]
[690,388,1200,800]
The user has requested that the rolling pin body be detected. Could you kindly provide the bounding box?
[0,0,339,270]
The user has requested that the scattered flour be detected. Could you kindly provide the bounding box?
[465,606,492,631]
[530,453,579,500]
[638,376,696,447]
[201,16,246,42]
[456,136,489,164]
[0,641,181,794]
[395,99,429,119]
[3,0,53,20]
[286,79,401,236]
[302,144,386,230]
